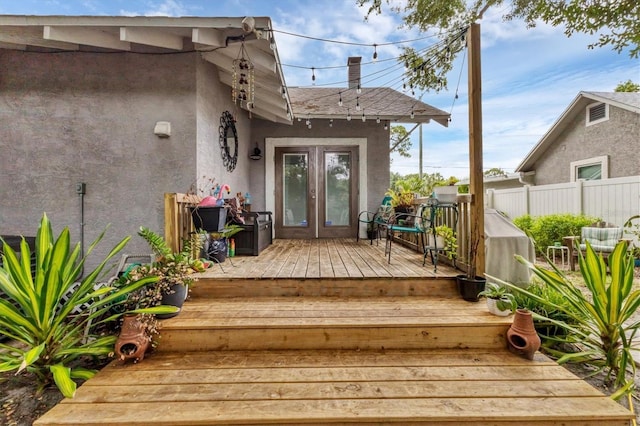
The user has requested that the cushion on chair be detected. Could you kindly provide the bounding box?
[579,227,622,252]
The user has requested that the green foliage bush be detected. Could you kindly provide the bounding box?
[513,281,577,339]
[513,213,597,254]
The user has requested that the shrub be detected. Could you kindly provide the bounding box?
[498,241,640,400]
[513,213,597,254]
[0,214,164,398]
[513,281,578,339]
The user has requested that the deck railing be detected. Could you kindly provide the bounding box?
[164,192,472,272]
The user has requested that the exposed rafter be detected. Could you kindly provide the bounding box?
[44,26,131,50]
[120,27,183,50]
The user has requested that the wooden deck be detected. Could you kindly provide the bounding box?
[34,239,634,425]
[201,238,458,280]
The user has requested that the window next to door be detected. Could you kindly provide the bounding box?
[570,155,608,181]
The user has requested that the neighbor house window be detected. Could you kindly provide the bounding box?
[570,156,608,181]
[586,102,608,126]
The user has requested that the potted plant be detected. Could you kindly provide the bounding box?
[203,224,244,264]
[429,225,457,260]
[385,184,415,215]
[456,197,486,302]
[126,227,205,318]
[478,282,516,316]
[432,176,459,203]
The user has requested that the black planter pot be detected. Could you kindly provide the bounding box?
[366,229,378,241]
[190,206,227,232]
[204,236,227,264]
[456,274,486,302]
[157,283,188,319]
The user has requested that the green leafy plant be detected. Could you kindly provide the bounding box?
[434,225,457,260]
[385,185,415,210]
[207,224,244,241]
[513,281,578,339]
[497,241,640,400]
[0,214,167,398]
[478,282,516,312]
[513,213,597,254]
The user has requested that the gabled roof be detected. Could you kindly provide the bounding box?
[515,91,640,172]
[0,15,292,124]
[288,87,450,127]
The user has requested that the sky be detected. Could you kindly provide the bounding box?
[1,0,638,179]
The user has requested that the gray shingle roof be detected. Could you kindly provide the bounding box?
[288,87,450,127]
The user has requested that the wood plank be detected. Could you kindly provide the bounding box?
[70,379,604,403]
[87,365,579,386]
[103,349,558,370]
[156,325,509,351]
[36,397,633,425]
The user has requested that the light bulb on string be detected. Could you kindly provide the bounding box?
[329,119,333,128]
[346,108,351,121]
[311,67,316,84]
[281,87,287,99]
[356,83,361,94]
[372,44,378,62]
[361,112,366,122]
[355,97,360,111]
[410,109,415,119]
[338,92,343,107]
[384,121,388,130]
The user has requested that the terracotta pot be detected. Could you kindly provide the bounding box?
[507,309,541,360]
[114,314,150,362]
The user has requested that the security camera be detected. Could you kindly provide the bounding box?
[241,17,255,33]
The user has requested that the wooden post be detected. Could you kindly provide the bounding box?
[468,23,485,277]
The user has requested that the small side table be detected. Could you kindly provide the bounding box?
[546,245,569,269]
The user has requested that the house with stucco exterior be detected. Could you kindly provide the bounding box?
[0,15,449,268]
[515,91,640,184]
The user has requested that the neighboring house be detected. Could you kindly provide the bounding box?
[515,91,640,185]
[458,172,533,194]
[0,15,449,268]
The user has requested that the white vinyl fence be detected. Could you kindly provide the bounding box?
[487,175,640,237]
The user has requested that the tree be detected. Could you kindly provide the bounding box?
[358,0,639,92]
[389,125,411,158]
[614,79,640,92]
[484,167,508,178]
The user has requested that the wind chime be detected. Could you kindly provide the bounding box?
[232,39,255,113]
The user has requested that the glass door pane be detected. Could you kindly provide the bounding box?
[283,153,309,227]
[324,152,350,226]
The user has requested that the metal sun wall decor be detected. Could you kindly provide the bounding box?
[219,111,238,172]
[231,39,255,110]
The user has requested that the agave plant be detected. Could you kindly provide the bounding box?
[494,240,640,400]
[0,214,174,398]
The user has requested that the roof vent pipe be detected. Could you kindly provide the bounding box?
[347,56,361,90]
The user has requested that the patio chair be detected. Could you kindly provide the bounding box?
[563,221,629,271]
[356,195,393,245]
[384,203,433,265]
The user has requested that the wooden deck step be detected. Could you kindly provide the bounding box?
[191,275,459,298]
[156,296,513,352]
[34,349,633,425]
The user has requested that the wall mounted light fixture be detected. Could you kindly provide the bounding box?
[249,143,262,160]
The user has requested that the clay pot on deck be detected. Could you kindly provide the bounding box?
[114,314,150,362]
[507,309,541,360]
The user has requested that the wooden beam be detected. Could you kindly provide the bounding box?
[468,23,485,277]
[0,26,78,50]
[192,28,225,48]
[44,25,131,50]
[0,40,26,50]
[120,27,183,50]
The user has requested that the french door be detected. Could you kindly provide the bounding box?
[274,146,358,239]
